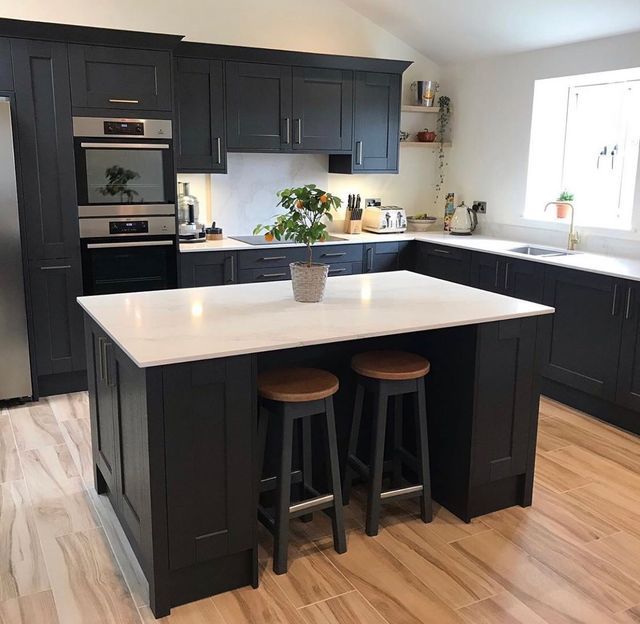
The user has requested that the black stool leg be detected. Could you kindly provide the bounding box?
[392,394,403,488]
[274,407,294,574]
[366,388,388,537]
[343,382,364,505]
[415,380,433,523]
[324,397,347,554]
[301,418,313,523]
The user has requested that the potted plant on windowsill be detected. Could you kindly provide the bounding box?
[547,191,574,219]
[254,184,342,302]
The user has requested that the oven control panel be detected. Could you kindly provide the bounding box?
[109,220,149,235]
[103,121,144,135]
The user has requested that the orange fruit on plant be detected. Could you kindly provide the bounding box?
[296,199,304,208]
[319,194,328,203]
[264,232,274,242]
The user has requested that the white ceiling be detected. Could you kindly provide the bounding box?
[340,0,640,64]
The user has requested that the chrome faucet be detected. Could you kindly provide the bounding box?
[545,201,579,251]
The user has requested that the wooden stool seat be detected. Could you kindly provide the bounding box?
[258,368,339,402]
[351,350,430,381]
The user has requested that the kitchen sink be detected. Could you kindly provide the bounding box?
[508,245,574,257]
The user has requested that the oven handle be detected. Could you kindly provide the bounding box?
[79,142,171,149]
[86,240,175,249]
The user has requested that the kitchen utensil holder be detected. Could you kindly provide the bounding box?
[344,211,362,234]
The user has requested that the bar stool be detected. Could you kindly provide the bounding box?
[343,350,433,536]
[257,367,347,574]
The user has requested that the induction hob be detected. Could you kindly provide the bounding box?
[229,235,345,245]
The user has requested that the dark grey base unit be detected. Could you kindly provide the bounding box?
[84,317,258,618]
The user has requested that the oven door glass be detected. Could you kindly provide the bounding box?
[76,141,173,206]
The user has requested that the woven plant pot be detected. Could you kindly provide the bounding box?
[290,262,329,303]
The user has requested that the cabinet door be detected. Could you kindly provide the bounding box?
[0,38,13,91]
[352,72,400,172]
[504,258,545,303]
[163,356,255,570]
[470,252,502,293]
[180,252,236,287]
[29,259,85,376]
[175,58,226,173]
[68,45,172,111]
[471,318,538,485]
[226,62,292,151]
[415,243,471,285]
[12,39,79,260]
[291,67,352,152]
[363,242,401,273]
[541,267,623,400]
[616,282,640,412]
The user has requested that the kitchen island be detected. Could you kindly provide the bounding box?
[78,271,553,617]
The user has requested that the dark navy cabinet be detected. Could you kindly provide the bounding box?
[617,281,640,413]
[180,251,236,287]
[415,242,471,285]
[0,38,12,90]
[470,252,544,303]
[68,44,173,111]
[175,57,226,172]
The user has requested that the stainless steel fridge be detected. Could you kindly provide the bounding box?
[0,96,32,400]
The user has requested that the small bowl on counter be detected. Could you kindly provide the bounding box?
[407,216,438,232]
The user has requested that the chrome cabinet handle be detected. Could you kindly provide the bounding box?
[40,264,71,270]
[108,98,139,104]
[225,254,235,284]
[356,141,363,165]
[87,241,173,249]
[322,252,346,257]
[612,284,620,316]
[260,272,287,278]
[295,118,302,145]
[625,286,634,320]
[504,262,511,291]
[431,248,450,255]
[494,261,500,288]
[216,137,222,164]
[260,255,287,261]
[329,268,347,274]
[80,142,170,149]
[366,247,373,272]
[283,118,291,144]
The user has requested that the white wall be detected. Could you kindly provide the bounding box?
[4,0,443,234]
[441,31,640,256]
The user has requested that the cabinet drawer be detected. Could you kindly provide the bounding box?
[327,261,362,276]
[69,45,172,111]
[238,267,291,283]
[237,247,307,270]
[314,244,362,264]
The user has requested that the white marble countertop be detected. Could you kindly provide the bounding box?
[77,271,553,368]
[180,231,640,283]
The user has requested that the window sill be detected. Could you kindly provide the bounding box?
[519,215,635,235]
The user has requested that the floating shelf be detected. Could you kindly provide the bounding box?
[400,141,452,148]
[401,105,440,113]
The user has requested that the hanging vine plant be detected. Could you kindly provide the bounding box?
[433,95,451,212]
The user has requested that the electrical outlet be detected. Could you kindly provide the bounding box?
[366,198,382,207]
[473,201,487,214]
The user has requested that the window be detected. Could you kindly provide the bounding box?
[524,68,640,230]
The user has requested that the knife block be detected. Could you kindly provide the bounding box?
[344,212,362,234]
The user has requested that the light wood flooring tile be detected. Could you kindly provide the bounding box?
[482,507,640,613]
[547,445,640,496]
[458,591,548,624]
[266,534,354,608]
[425,502,491,544]
[46,392,90,422]
[0,413,21,483]
[41,526,140,624]
[529,481,620,544]
[212,561,300,624]
[567,482,640,539]
[61,417,94,486]
[0,590,59,624]
[585,532,640,581]
[318,530,465,624]
[452,529,620,623]
[617,606,640,623]
[537,408,640,474]
[9,404,63,451]
[88,488,149,608]
[533,452,592,493]
[536,424,572,453]
[376,512,503,609]
[139,598,223,623]
[299,590,387,624]
[21,444,99,539]
[0,480,49,602]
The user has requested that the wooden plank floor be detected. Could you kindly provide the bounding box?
[1,394,640,623]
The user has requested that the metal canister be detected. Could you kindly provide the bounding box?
[411,81,439,107]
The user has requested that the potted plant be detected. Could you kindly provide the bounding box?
[548,191,574,219]
[254,184,342,302]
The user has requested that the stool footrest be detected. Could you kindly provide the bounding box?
[380,484,423,501]
[347,455,370,480]
[289,494,335,518]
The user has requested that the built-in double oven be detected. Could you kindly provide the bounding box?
[74,117,177,295]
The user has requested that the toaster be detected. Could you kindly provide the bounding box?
[362,206,407,233]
